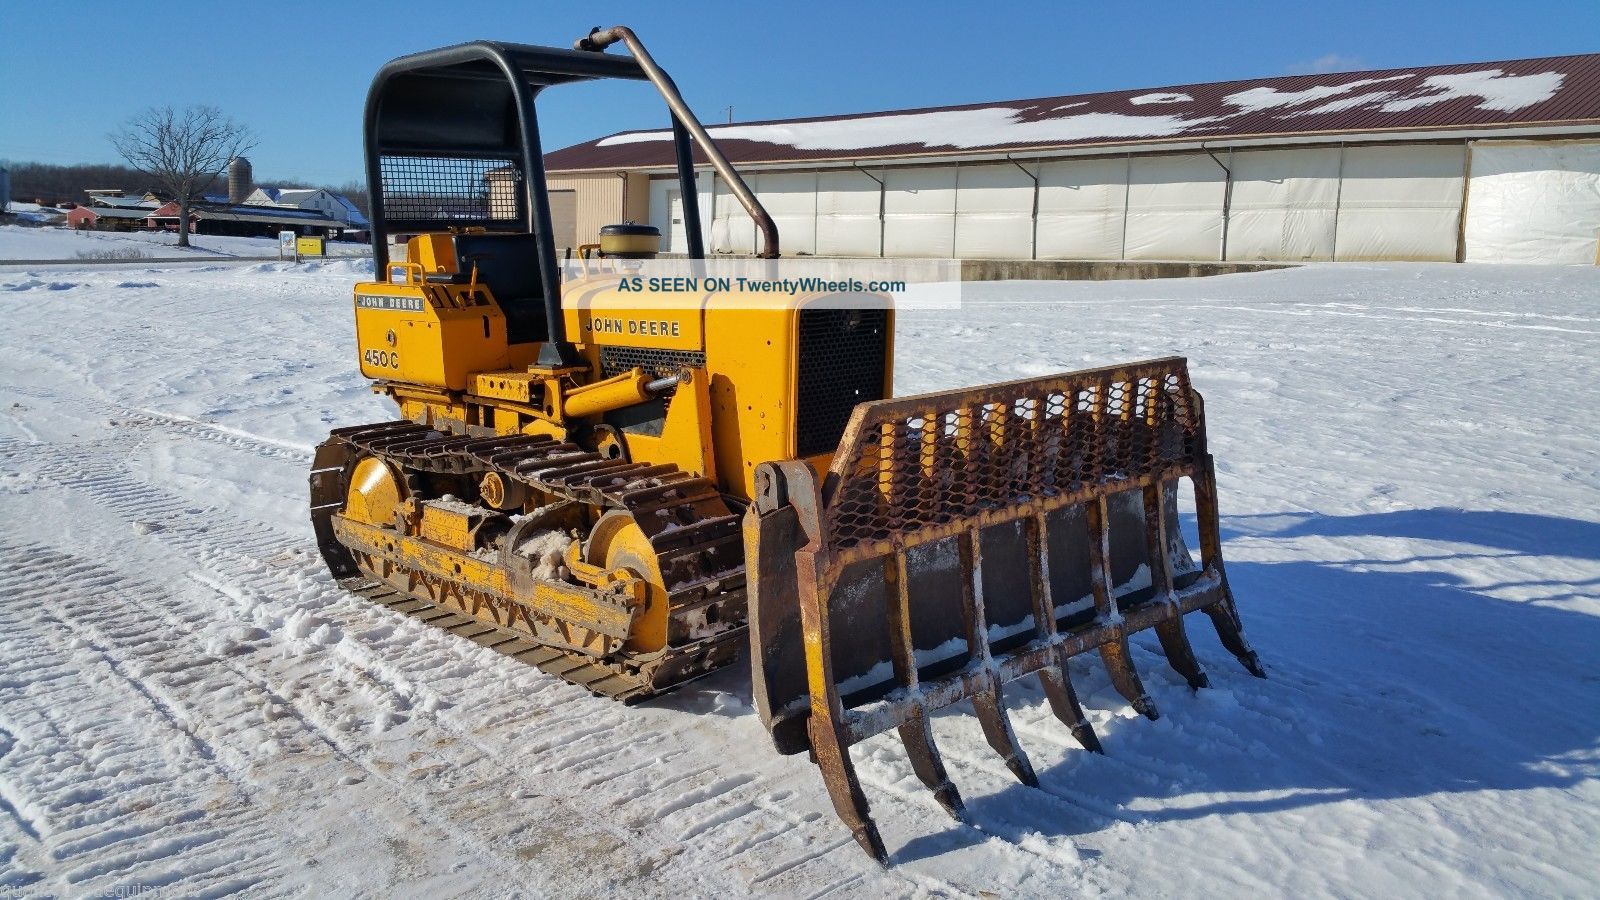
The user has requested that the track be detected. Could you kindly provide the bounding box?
[311,421,749,701]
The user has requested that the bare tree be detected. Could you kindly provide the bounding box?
[110,105,254,247]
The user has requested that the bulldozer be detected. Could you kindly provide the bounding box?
[311,26,1265,863]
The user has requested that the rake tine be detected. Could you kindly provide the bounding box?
[899,717,965,819]
[1154,619,1209,690]
[1088,496,1159,720]
[1040,664,1103,753]
[1025,513,1103,753]
[807,719,888,863]
[1099,639,1159,720]
[973,688,1038,787]
[1144,485,1209,690]
[796,547,888,864]
[959,530,1039,787]
[885,552,965,820]
[1204,594,1266,678]
[1192,457,1267,678]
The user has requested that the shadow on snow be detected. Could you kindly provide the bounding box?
[663,506,1600,865]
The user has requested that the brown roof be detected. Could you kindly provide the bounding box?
[545,53,1600,172]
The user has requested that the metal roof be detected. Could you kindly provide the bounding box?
[89,196,159,209]
[544,53,1600,172]
[147,203,346,228]
[75,206,152,219]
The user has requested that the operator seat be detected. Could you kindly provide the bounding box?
[450,232,548,345]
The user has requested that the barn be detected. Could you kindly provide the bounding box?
[544,53,1600,265]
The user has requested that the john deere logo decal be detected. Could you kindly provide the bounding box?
[356,294,425,312]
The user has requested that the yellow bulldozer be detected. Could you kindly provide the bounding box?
[311,26,1265,863]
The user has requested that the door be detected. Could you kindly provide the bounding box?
[547,189,578,256]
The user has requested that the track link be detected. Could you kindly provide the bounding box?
[311,420,748,702]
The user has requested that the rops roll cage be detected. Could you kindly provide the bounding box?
[364,25,778,365]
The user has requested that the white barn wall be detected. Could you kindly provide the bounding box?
[1036,156,1128,260]
[634,137,1596,262]
[1464,139,1600,264]
[755,172,819,256]
[1123,154,1226,260]
[815,169,882,256]
[883,167,957,257]
[1226,148,1341,261]
[1336,145,1464,261]
[954,164,1034,258]
[709,176,757,255]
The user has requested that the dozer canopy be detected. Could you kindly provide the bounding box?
[362,30,781,368]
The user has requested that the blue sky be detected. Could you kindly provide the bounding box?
[2,0,1594,185]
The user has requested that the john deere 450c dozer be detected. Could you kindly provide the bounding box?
[312,26,1265,862]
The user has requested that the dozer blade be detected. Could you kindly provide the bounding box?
[744,356,1264,863]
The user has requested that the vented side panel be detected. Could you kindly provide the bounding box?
[795,308,889,458]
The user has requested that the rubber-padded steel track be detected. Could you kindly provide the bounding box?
[311,420,748,703]
[337,575,696,702]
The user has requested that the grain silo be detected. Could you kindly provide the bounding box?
[227,157,254,205]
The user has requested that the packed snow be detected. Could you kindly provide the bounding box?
[0,224,368,262]
[1,237,1597,897]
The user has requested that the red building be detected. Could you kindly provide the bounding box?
[65,205,157,231]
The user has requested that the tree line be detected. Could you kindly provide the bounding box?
[4,159,369,216]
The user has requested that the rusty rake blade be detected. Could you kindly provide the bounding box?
[745,358,1268,863]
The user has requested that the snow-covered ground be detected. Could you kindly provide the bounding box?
[1,249,1597,898]
[0,223,368,261]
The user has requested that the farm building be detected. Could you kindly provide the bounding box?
[543,53,1600,264]
[65,205,154,231]
[146,201,346,238]
[244,186,370,230]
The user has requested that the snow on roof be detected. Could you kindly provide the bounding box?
[545,53,1600,171]
[147,202,346,228]
[332,194,369,226]
[76,206,152,219]
[90,195,160,209]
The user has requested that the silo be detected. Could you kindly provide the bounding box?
[0,167,10,214]
[227,157,254,204]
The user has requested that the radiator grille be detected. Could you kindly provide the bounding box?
[598,346,706,379]
[795,307,889,457]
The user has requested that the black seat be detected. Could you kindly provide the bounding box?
[451,233,547,344]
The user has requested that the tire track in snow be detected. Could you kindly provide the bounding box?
[0,541,568,895]
[15,424,924,896]
[12,383,1040,897]
[0,546,283,897]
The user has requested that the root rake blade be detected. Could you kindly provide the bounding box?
[744,357,1264,862]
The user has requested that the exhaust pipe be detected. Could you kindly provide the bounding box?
[577,26,780,259]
